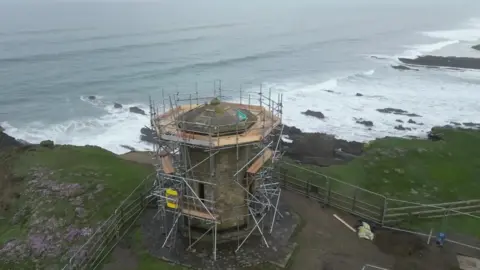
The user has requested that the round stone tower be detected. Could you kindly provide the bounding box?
[178,99,258,233]
[154,94,281,245]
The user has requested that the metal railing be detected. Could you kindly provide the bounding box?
[62,174,155,270]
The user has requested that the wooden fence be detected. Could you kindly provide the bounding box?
[383,199,480,224]
[275,165,480,226]
[276,170,386,224]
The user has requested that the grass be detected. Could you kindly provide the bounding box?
[280,127,480,236]
[0,144,154,268]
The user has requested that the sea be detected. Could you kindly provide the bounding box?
[1,0,480,154]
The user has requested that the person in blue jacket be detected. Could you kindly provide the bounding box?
[436,232,446,247]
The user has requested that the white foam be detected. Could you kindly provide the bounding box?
[265,69,480,143]
[399,40,460,59]
[363,69,375,76]
[1,97,152,155]
[422,18,480,42]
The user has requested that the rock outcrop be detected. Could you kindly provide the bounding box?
[355,118,374,127]
[0,127,22,150]
[473,45,480,51]
[377,108,421,117]
[281,125,363,166]
[301,110,325,119]
[129,106,146,115]
[140,127,157,144]
[399,55,480,70]
[392,65,419,71]
[40,140,54,148]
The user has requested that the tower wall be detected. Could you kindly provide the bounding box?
[187,145,255,231]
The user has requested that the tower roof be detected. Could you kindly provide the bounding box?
[178,99,257,136]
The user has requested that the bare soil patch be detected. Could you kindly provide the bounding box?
[284,190,465,270]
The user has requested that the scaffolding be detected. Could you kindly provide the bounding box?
[148,81,284,261]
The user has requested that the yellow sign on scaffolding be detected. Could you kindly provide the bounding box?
[166,188,178,209]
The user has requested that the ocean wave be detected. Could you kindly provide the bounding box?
[367,40,460,64]
[421,18,480,42]
[57,23,240,44]
[0,27,94,38]
[1,96,151,154]
[0,36,206,64]
[398,40,460,59]
[44,49,295,89]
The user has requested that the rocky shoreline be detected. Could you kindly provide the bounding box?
[399,55,480,70]
[2,117,479,169]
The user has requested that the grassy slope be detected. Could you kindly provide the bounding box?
[282,127,480,236]
[326,127,480,202]
[0,145,154,268]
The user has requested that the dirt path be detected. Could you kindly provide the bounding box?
[281,190,394,270]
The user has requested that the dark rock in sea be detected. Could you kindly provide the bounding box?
[392,65,418,71]
[281,125,363,167]
[355,118,373,127]
[283,125,302,136]
[472,45,480,51]
[355,93,363,97]
[324,90,335,93]
[377,108,421,117]
[40,140,54,148]
[140,127,157,144]
[399,55,480,70]
[88,96,96,100]
[129,106,146,115]
[114,103,122,109]
[302,110,325,119]
[407,119,424,126]
[378,108,407,114]
[394,125,412,131]
[396,119,404,123]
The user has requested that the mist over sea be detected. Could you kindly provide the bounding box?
[1,0,480,154]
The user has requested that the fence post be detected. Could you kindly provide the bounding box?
[325,177,331,206]
[381,198,388,226]
[306,181,310,198]
[115,210,120,240]
[352,188,358,212]
[140,191,144,209]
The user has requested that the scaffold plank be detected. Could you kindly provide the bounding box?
[247,148,273,174]
[182,208,218,221]
[161,155,175,174]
